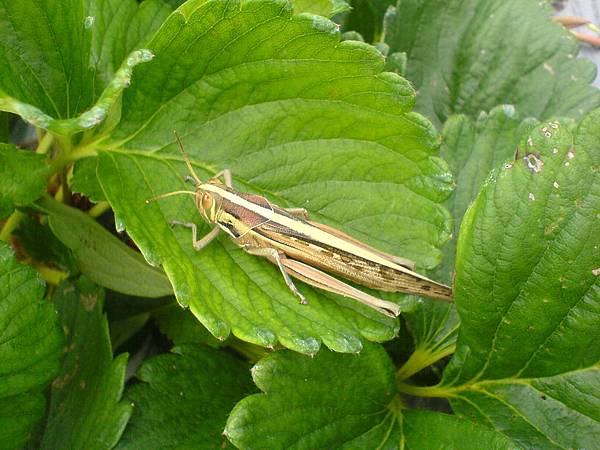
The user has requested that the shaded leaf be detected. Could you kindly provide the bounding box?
[342,0,395,43]
[397,300,459,381]
[0,242,63,449]
[438,109,600,447]
[14,215,79,274]
[0,144,49,218]
[384,0,600,127]
[40,278,131,449]
[38,196,172,297]
[117,344,253,450]
[83,0,452,354]
[153,304,222,348]
[226,343,519,449]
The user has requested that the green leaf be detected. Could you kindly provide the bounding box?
[85,0,453,354]
[0,0,165,135]
[384,0,600,127]
[39,278,132,449]
[38,196,172,297]
[117,344,253,450]
[293,0,351,17]
[225,343,519,448]
[436,105,537,282]
[437,110,600,447]
[0,144,49,218]
[0,242,63,449]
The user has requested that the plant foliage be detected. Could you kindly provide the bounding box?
[0,0,599,448]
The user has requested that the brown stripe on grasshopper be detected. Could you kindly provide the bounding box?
[145,132,453,317]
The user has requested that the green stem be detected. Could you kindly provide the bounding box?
[88,201,111,218]
[396,344,456,381]
[0,210,25,242]
[36,131,54,154]
[397,382,455,398]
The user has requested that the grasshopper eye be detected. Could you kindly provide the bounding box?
[201,192,213,210]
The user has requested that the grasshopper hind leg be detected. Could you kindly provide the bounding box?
[243,246,308,305]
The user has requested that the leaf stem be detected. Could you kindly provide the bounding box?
[36,131,54,154]
[88,201,111,218]
[0,210,25,242]
[35,263,69,286]
[397,382,455,398]
[396,344,456,381]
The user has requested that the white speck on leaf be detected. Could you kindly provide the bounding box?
[524,153,544,173]
[84,16,94,28]
[543,62,554,74]
[527,137,534,147]
[552,147,559,154]
[567,150,575,160]
[504,162,513,169]
[528,193,536,201]
[553,181,559,189]
[593,268,600,276]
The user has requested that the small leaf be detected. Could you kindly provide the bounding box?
[0,0,166,135]
[438,109,600,447]
[225,343,519,449]
[39,278,132,450]
[0,242,63,449]
[117,344,253,450]
[0,144,49,218]
[38,196,172,297]
[86,0,452,354]
[384,0,600,127]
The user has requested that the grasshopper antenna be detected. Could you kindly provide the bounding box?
[145,190,197,204]
[173,131,202,185]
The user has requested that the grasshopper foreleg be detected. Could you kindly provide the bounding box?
[243,246,308,305]
[170,221,220,251]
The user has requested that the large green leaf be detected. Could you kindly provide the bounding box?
[38,196,172,297]
[40,278,132,450]
[0,242,63,449]
[77,0,453,354]
[436,109,600,447]
[384,0,600,127]
[0,0,166,135]
[0,144,49,218]
[226,343,519,448]
[117,344,253,449]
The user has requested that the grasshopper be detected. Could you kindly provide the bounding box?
[146,136,453,317]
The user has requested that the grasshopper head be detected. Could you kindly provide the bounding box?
[195,187,220,223]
